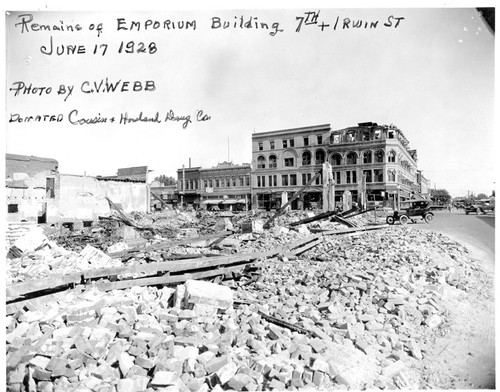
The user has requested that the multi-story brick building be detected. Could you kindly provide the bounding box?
[176,162,251,210]
[251,122,420,210]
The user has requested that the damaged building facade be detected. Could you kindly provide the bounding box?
[251,122,421,210]
[176,162,251,210]
[6,154,149,227]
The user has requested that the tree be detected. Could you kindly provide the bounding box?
[476,193,488,199]
[430,188,451,205]
[154,175,176,185]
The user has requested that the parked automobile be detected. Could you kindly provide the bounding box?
[465,198,495,215]
[386,199,434,225]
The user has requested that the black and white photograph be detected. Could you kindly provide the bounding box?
[3,2,496,390]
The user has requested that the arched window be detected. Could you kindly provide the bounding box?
[374,150,385,163]
[388,150,396,163]
[283,150,296,167]
[362,130,371,141]
[302,151,312,166]
[387,169,396,182]
[269,155,277,168]
[346,152,357,165]
[330,153,342,166]
[347,131,356,142]
[257,156,266,169]
[315,149,325,164]
[363,151,372,164]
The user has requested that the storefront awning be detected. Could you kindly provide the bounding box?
[201,200,223,205]
[221,199,238,204]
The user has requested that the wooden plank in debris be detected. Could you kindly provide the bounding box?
[107,231,233,258]
[93,264,247,291]
[84,248,279,280]
[287,210,338,227]
[6,273,82,299]
[6,288,83,315]
[321,224,388,236]
[288,238,323,256]
[331,215,357,228]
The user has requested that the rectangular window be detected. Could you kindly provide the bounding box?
[209,180,213,187]
[245,175,250,186]
[273,175,277,187]
[261,176,265,187]
[290,174,297,186]
[226,178,231,187]
[215,179,220,187]
[346,171,357,184]
[302,173,306,185]
[334,171,341,184]
[239,177,244,186]
[315,173,322,185]
[204,180,208,188]
[289,139,295,147]
[374,169,384,182]
[269,175,273,187]
[8,204,18,213]
[363,170,373,183]
[317,135,323,144]
[232,178,236,187]
[282,175,289,186]
[283,140,288,148]
[303,137,309,146]
[258,142,263,151]
[284,158,294,167]
[270,141,275,149]
[257,176,261,187]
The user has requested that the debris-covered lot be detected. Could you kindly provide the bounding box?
[5,209,494,391]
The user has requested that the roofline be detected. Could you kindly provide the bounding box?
[252,124,331,138]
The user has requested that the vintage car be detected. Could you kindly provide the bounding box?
[386,199,434,225]
[465,198,495,215]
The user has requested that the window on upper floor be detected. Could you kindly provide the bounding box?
[375,150,385,163]
[347,131,356,142]
[282,174,289,186]
[282,140,288,148]
[303,137,309,146]
[258,142,263,151]
[346,152,357,165]
[290,174,297,186]
[388,150,396,163]
[270,141,275,150]
[330,153,342,166]
[317,135,323,144]
[363,151,372,164]
[257,156,266,169]
[289,139,295,147]
[374,169,384,182]
[284,158,294,167]
[331,133,341,144]
[269,155,277,168]
[316,150,325,164]
[302,151,312,166]
[363,170,373,183]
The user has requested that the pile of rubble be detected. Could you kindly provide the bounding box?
[5,212,484,390]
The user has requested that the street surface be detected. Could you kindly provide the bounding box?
[407,209,495,271]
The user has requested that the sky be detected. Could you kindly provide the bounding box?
[3,3,496,197]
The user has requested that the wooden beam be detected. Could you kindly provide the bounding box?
[93,264,247,291]
[6,273,81,299]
